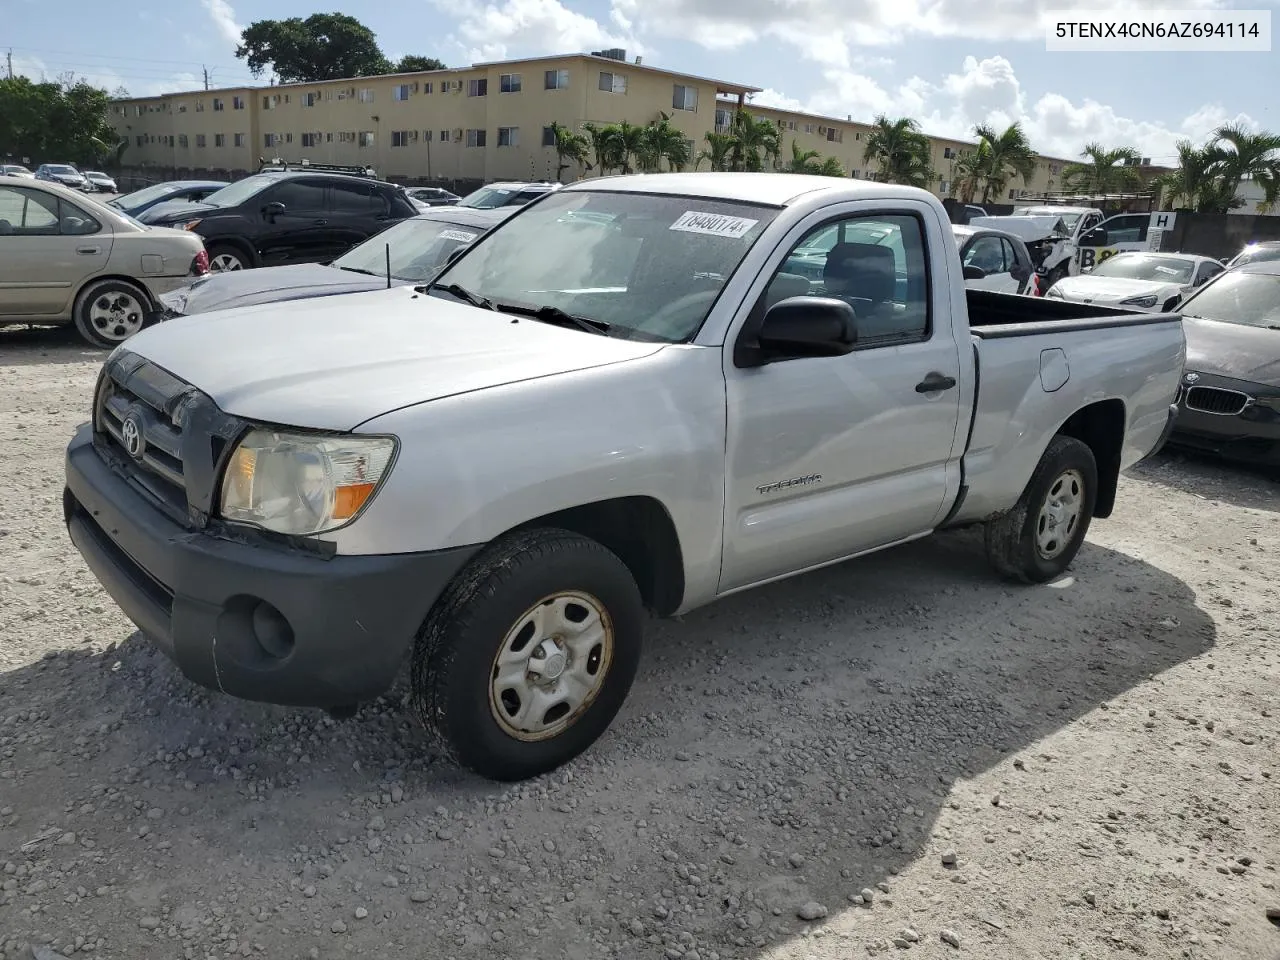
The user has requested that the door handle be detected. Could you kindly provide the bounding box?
[76,246,101,255]
[915,372,957,393]
[312,218,328,225]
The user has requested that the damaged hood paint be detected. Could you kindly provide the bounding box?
[1183,316,1280,386]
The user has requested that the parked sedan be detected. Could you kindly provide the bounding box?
[1224,240,1280,268]
[1045,251,1225,312]
[81,171,118,193]
[154,205,514,319]
[0,178,208,347]
[406,186,460,206]
[952,225,1034,293]
[2,164,35,178]
[34,163,87,190]
[1169,260,1280,469]
[110,180,230,222]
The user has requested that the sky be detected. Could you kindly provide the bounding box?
[5,0,1277,163]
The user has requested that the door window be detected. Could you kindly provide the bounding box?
[268,180,327,213]
[963,235,1008,274]
[330,180,378,215]
[765,214,930,344]
[0,187,99,235]
[1101,215,1148,244]
[1194,261,1223,285]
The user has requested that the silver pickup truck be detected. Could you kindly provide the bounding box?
[63,173,1185,782]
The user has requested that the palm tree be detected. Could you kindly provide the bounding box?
[783,139,822,174]
[951,148,986,203]
[1210,122,1280,212]
[727,111,780,172]
[1061,142,1142,194]
[696,132,735,171]
[816,156,845,178]
[580,122,621,175]
[1153,140,1230,211]
[637,113,691,172]
[861,115,934,187]
[547,121,588,181]
[971,122,1038,203]
[612,120,647,175]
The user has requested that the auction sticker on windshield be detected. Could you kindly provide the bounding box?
[439,230,478,243]
[670,211,759,238]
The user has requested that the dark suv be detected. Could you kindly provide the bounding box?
[146,165,418,271]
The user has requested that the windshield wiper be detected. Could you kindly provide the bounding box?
[427,282,497,310]
[336,266,381,276]
[493,302,611,335]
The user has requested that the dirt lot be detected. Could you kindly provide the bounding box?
[1,328,1278,960]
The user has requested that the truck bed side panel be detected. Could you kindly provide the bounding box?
[953,319,1184,524]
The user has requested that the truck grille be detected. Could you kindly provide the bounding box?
[1184,386,1249,416]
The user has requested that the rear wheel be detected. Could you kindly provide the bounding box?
[411,528,644,781]
[72,278,151,348]
[207,243,249,272]
[984,435,1098,583]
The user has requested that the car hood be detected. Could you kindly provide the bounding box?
[163,263,391,315]
[1055,276,1182,302]
[143,199,219,223]
[1182,315,1280,387]
[123,285,666,430]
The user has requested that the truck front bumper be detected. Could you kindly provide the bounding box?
[64,423,476,708]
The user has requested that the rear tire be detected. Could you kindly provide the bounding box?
[207,243,249,272]
[411,528,644,781]
[72,278,152,348]
[984,435,1098,583]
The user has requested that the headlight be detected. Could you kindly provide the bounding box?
[1044,285,1064,298]
[219,429,397,536]
[1120,294,1158,308]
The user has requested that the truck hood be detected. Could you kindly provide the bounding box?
[1182,315,1280,387]
[161,263,391,315]
[123,285,666,430]
[1054,275,1182,305]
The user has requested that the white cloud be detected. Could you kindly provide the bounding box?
[437,0,642,63]
[201,0,242,46]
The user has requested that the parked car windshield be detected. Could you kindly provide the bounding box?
[433,189,778,342]
[199,175,277,208]
[1180,271,1280,330]
[1229,244,1280,267]
[48,165,79,175]
[111,182,184,209]
[458,186,539,209]
[1088,254,1194,284]
[333,217,489,282]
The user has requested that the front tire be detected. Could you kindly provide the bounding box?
[73,278,152,348]
[984,435,1098,583]
[207,243,249,272]
[412,528,644,781]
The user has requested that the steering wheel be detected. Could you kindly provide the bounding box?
[643,289,720,339]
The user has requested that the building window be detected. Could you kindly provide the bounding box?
[392,130,414,147]
[326,133,333,142]
[423,82,434,94]
[135,135,145,147]
[177,103,187,113]
[542,125,557,147]
[826,127,842,143]
[803,123,816,134]
[302,133,318,148]
[177,134,189,148]
[262,95,274,110]
[468,78,488,97]
[233,96,245,110]
[439,129,450,142]
[499,73,522,93]
[214,134,225,147]
[358,88,375,103]
[234,133,246,147]
[939,179,950,192]
[465,128,487,148]
[943,147,955,159]
[498,126,519,147]
[598,71,627,94]
[212,98,224,111]
[714,107,732,133]
[264,133,277,148]
[544,69,569,90]
[423,129,433,141]
[393,84,412,101]
[339,132,356,143]
[195,134,206,148]
[303,92,318,107]
[359,131,375,147]
[672,84,698,111]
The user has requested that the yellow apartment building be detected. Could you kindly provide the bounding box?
[108,49,1070,199]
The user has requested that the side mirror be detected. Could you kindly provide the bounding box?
[757,297,857,358]
[263,201,286,219]
[1082,227,1107,246]
[962,264,987,280]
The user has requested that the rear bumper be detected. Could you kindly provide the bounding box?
[64,423,477,707]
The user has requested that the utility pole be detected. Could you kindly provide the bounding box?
[6,49,13,80]
[202,66,210,90]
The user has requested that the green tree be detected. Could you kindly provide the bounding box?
[862,115,933,187]
[580,122,622,174]
[817,155,845,178]
[236,14,396,82]
[546,121,589,181]
[783,139,822,173]
[393,55,447,73]
[0,76,119,167]
[1210,122,1280,213]
[1061,142,1142,194]
[971,122,1038,203]
[695,132,735,171]
[727,111,780,171]
[637,113,690,172]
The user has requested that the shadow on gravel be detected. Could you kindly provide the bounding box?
[0,528,1215,960]
[1131,449,1279,513]
[0,325,106,367]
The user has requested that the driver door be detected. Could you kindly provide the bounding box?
[256,178,331,265]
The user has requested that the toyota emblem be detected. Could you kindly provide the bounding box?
[121,413,145,460]
[1184,372,1200,384]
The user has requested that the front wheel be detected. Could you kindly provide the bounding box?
[206,243,249,272]
[412,528,644,781]
[73,278,152,348]
[984,435,1098,583]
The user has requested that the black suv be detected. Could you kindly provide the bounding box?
[146,162,418,272]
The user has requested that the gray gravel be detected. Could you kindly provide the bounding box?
[1,329,1279,959]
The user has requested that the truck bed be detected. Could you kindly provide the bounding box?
[965,289,1176,337]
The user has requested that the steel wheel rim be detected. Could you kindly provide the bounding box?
[1036,468,1085,559]
[88,292,144,342]
[488,591,614,742]
[210,253,243,271]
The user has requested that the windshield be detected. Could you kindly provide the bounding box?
[333,217,489,282]
[434,190,778,342]
[112,183,180,209]
[1181,271,1280,329]
[49,165,78,175]
[1089,254,1194,284]
[458,186,519,209]
[1232,244,1280,266]
[200,175,277,208]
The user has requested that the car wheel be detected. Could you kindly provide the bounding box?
[984,435,1098,584]
[72,278,152,348]
[412,528,644,781]
[207,244,248,272]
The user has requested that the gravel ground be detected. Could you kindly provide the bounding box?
[2,328,1278,960]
